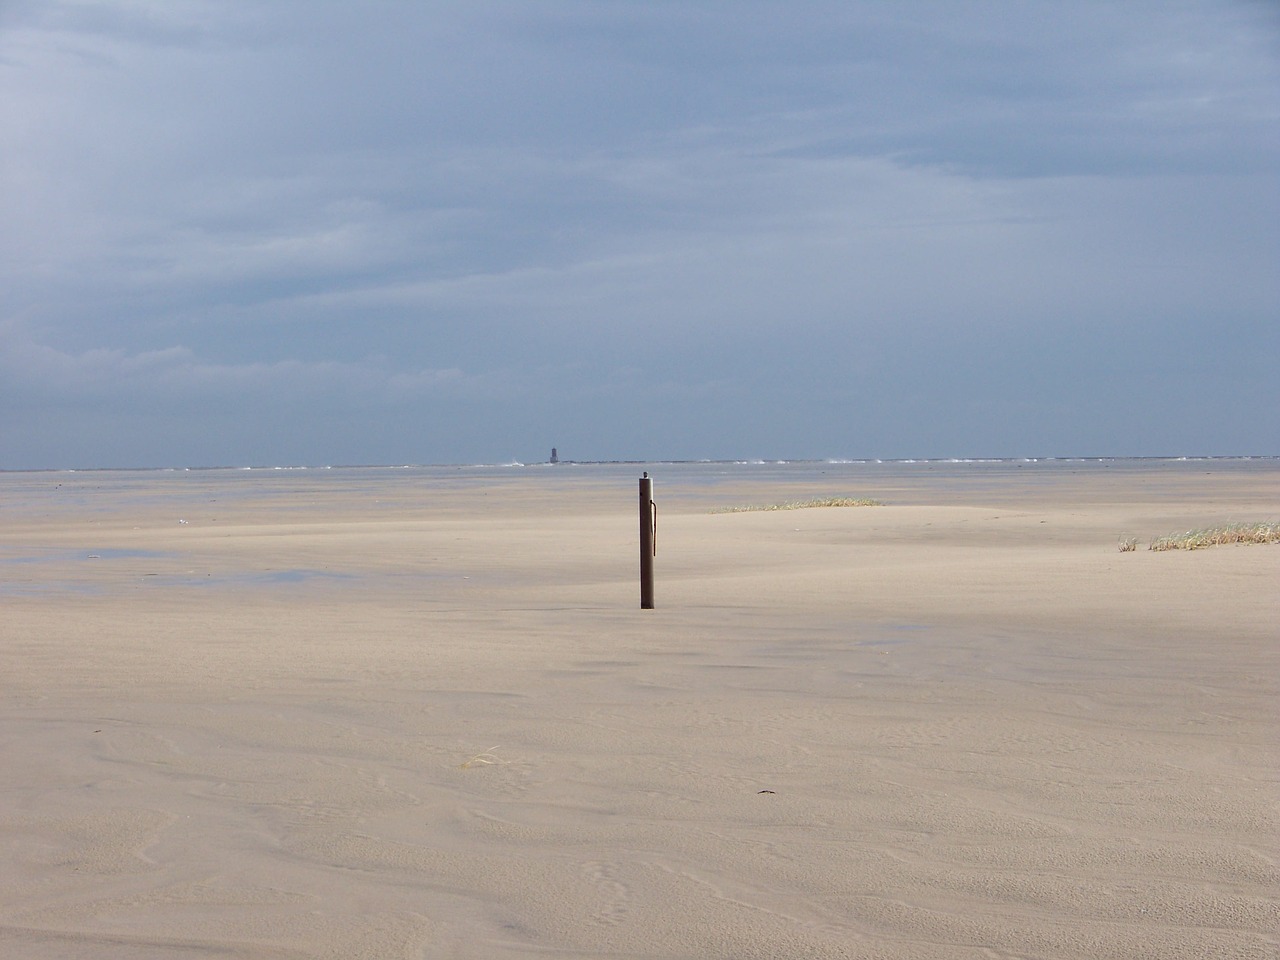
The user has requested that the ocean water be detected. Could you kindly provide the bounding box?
[5,454,1276,478]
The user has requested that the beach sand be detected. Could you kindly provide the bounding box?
[1,462,1276,959]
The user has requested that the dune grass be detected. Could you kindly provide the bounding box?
[1146,522,1279,552]
[713,496,882,514]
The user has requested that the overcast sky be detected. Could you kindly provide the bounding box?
[2,1,1277,468]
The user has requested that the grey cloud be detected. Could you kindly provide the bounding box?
[1,1,1276,467]
[0,323,476,406]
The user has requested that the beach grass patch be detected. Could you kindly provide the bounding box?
[713,496,882,514]
[1147,522,1279,552]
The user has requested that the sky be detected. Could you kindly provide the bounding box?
[2,1,1278,469]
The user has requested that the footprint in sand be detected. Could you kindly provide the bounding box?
[580,859,630,925]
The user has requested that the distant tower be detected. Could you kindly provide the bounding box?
[550,447,559,464]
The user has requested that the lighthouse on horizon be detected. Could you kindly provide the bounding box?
[549,447,559,464]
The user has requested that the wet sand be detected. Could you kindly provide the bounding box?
[1,462,1277,958]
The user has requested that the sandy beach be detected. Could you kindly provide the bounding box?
[1,460,1276,959]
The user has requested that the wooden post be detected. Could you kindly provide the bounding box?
[639,473,655,609]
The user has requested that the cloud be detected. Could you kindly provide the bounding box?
[0,320,474,406]
[1,1,1276,466]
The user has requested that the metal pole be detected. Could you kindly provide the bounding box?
[639,473,655,609]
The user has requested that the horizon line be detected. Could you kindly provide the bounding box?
[3,454,1278,475]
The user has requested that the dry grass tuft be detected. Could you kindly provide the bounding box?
[460,747,506,769]
[1117,537,1139,552]
[713,496,881,514]
[1147,522,1280,552]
